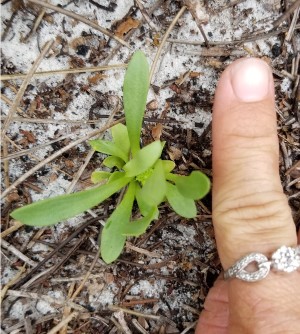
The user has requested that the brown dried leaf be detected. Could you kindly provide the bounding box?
[151,123,163,140]
[7,191,20,203]
[19,129,36,143]
[65,160,75,168]
[189,71,202,78]
[70,35,100,49]
[147,99,158,110]
[69,56,85,68]
[115,17,140,38]
[286,161,300,179]
[167,146,182,161]
[43,15,54,24]
[49,173,58,183]
[207,59,223,68]
[88,73,107,85]
[104,273,115,284]
[153,33,160,46]
[12,0,25,12]
[183,0,209,24]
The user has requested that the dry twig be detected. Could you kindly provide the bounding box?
[28,0,130,48]
[11,219,93,289]
[180,321,197,334]
[286,5,300,41]
[125,242,161,258]
[24,7,46,41]
[6,290,86,311]
[0,221,23,238]
[1,118,124,198]
[47,312,78,334]
[0,64,127,81]
[108,306,161,321]
[113,311,132,334]
[272,0,300,29]
[1,265,26,302]
[1,239,37,267]
[1,39,54,141]
[66,100,120,194]
[135,0,159,32]
[149,6,187,82]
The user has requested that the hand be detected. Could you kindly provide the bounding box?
[196,58,300,333]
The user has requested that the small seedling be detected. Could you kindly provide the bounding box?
[11,51,210,263]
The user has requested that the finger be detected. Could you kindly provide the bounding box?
[212,58,300,331]
[212,58,297,269]
[196,276,229,334]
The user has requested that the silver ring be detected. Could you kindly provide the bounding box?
[224,246,300,282]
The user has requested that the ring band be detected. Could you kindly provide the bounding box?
[224,245,300,282]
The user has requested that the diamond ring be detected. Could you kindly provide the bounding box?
[224,246,300,282]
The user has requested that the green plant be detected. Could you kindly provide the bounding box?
[11,51,210,263]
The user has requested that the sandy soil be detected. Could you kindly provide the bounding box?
[1,0,299,333]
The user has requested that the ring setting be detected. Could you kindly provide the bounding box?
[224,246,300,282]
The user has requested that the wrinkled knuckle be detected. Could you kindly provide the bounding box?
[228,102,275,139]
[213,191,292,236]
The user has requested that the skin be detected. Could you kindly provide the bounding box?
[196,58,300,334]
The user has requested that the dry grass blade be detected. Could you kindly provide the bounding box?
[70,248,100,301]
[60,283,75,334]
[47,312,78,334]
[180,321,197,334]
[11,219,92,289]
[113,311,132,334]
[285,6,300,42]
[0,64,127,81]
[1,118,124,198]
[108,306,161,320]
[272,0,300,29]
[1,39,54,141]
[2,137,10,188]
[149,6,187,82]
[4,314,56,333]
[66,101,119,194]
[24,7,46,41]
[1,116,101,125]
[125,242,161,258]
[132,319,148,334]
[0,221,23,238]
[28,237,86,288]
[222,0,246,9]
[1,265,26,302]
[135,0,159,32]
[28,0,130,48]
[6,290,86,311]
[2,130,89,162]
[1,239,37,267]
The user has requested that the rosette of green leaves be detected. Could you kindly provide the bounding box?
[10,51,210,264]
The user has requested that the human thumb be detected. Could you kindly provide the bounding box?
[211,58,300,331]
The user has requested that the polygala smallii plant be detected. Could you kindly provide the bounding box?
[11,51,210,263]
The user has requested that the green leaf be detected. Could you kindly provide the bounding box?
[111,123,130,158]
[108,171,126,183]
[123,141,165,177]
[135,183,153,216]
[120,207,159,237]
[139,159,166,207]
[166,182,197,218]
[169,171,210,200]
[11,176,132,227]
[162,160,175,173]
[89,139,128,162]
[91,171,111,183]
[123,51,149,156]
[100,181,136,263]
[103,156,125,170]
